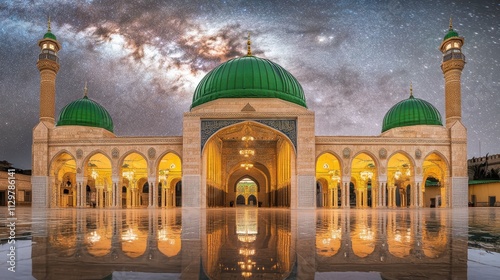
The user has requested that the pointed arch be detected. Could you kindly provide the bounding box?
[350,152,378,208]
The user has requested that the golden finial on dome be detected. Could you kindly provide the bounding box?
[247,32,252,56]
[449,17,453,30]
[410,81,413,97]
[48,16,51,32]
[84,81,88,97]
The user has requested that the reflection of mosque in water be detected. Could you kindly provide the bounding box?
[32,209,466,279]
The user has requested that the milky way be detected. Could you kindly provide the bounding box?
[0,0,499,169]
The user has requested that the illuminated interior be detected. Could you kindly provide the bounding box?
[350,153,377,208]
[203,122,294,208]
[86,153,112,208]
[49,152,77,207]
[157,153,182,207]
[423,153,448,208]
[315,153,341,208]
[387,153,413,208]
[121,153,148,208]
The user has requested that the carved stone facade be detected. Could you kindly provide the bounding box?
[31,25,468,209]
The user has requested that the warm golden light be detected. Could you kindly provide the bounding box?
[87,231,101,243]
[240,163,254,170]
[360,170,373,181]
[121,228,138,242]
[239,149,255,157]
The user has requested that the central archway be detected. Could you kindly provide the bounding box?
[203,121,295,208]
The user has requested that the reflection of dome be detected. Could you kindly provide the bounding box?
[57,95,114,132]
[191,55,306,109]
[382,94,442,132]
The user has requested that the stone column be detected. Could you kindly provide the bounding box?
[76,175,84,207]
[341,179,350,208]
[382,181,388,207]
[126,185,131,208]
[112,175,119,208]
[332,187,338,208]
[414,176,423,208]
[148,177,157,208]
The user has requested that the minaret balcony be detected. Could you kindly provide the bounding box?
[38,53,59,63]
[443,52,465,62]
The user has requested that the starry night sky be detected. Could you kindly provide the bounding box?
[0,0,499,170]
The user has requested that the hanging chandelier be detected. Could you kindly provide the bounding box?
[360,170,373,181]
[241,163,254,170]
[239,149,255,157]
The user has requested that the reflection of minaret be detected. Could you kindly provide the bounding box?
[37,17,61,125]
[440,18,465,128]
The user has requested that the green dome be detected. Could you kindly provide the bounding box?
[443,28,459,41]
[191,55,306,109]
[43,31,57,40]
[57,96,114,132]
[382,95,443,133]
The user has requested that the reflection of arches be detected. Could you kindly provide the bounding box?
[236,195,245,205]
[158,227,182,257]
[422,215,448,258]
[351,212,376,257]
[387,213,414,258]
[121,228,147,258]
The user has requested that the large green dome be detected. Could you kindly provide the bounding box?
[382,94,443,133]
[57,96,114,132]
[191,55,306,109]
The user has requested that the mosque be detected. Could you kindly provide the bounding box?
[31,20,468,209]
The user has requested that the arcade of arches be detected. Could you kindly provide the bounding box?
[49,147,449,209]
[315,152,449,208]
[49,151,182,208]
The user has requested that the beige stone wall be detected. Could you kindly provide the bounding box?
[0,170,32,205]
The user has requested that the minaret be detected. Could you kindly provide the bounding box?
[36,17,61,124]
[439,18,465,127]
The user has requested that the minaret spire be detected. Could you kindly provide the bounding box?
[48,16,51,32]
[84,82,88,98]
[449,17,453,30]
[247,32,252,56]
[409,82,413,98]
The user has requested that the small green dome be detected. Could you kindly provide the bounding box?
[57,96,114,132]
[443,28,459,41]
[191,55,306,109]
[43,31,57,40]
[382,95,443,133]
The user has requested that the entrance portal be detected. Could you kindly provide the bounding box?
[203,122,294,208]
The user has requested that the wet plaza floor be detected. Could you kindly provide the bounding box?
[1,207,499,280]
